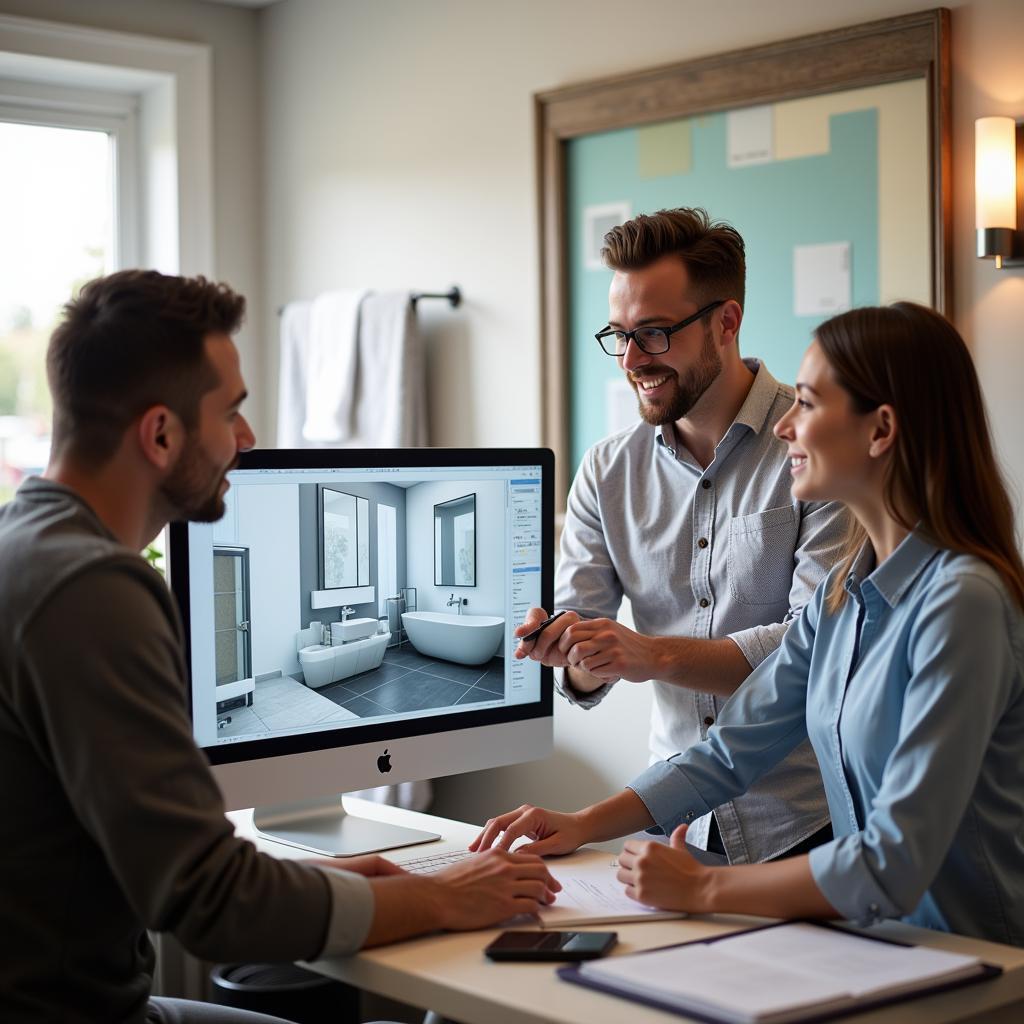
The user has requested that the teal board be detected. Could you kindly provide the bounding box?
[567,108,880,472]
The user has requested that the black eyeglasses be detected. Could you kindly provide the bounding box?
[595,300,726,356]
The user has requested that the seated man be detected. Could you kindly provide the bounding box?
[0,270,559,1023]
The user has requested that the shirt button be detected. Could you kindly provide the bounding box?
[699,598,710,608]
[701,480,711,489]
[703,716,715,727]
[697,538,708,549]
[869,903,880,917]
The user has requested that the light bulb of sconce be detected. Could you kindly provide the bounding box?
[975,116,1017,232]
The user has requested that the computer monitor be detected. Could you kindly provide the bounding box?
[169,448,554,856]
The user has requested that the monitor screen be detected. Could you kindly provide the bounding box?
[169,448,553,822]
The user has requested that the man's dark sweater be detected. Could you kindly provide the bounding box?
[0,479,372,1023]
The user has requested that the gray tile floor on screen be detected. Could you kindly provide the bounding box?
[216,673,359,738]
[319,650,506,717]
[215,650,506,737]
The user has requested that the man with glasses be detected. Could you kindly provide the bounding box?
[478,208,845,865]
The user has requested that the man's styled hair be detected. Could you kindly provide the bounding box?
[47,270,245,468]
[601,207,746,309]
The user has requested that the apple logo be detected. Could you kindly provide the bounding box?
[377,748,392,774]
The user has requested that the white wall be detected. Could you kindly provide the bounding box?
[5,0,1021,827]
[404,479,505,618]
[214,483,302,678]
[950,0,1024,518]
[0,0,269,437]
[260,0,1024,827]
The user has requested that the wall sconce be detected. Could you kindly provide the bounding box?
[975,116,1023,269]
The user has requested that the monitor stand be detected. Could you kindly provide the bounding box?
[252,795,440,857]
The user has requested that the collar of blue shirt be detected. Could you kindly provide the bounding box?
[844,529,941,609]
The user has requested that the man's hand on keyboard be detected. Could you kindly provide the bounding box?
[434,848,562,930]
[306,854,408,878]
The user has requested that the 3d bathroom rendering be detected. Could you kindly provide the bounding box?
[211,477,509,738]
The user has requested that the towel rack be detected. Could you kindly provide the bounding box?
[412,286,461,309]
[276,286,461,316]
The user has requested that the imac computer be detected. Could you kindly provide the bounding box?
[169,448,553,856]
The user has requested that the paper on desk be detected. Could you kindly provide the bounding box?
[538,858,686,927]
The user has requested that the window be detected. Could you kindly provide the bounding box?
[0,14,214,514]
[0,117,126,504]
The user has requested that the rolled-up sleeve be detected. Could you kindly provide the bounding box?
[727,499,847,669]
[630,590,819,834]
[553,447,625,709]
[807,571,1017,926]
[552,667,613,709]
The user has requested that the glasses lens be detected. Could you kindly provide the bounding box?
[597,331,627,355]
[634,327,670,353]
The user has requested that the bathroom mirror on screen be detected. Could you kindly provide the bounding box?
[433,492,476,587]
[320,486,369,589]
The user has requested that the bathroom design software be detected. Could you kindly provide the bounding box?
[186,467,543,746]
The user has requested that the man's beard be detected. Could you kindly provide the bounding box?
[630,324,722,426]
[161,439,234,523]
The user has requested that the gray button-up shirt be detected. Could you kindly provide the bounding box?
[556,360,848,863]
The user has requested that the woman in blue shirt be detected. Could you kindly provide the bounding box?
[472,302,1024,944]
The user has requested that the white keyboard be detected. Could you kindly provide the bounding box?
[400,848,473,874]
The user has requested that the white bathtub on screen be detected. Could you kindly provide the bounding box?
[298,632,391,689]
[401,611,504,666]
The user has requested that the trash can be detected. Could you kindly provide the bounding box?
[210,962,359,1024]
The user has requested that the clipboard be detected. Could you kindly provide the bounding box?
[556,921,1002,1024]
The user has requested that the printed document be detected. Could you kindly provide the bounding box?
[539,858,685,927]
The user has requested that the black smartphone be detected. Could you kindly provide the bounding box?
[484,930,617,962]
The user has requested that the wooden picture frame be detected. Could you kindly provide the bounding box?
[535,9,951,508]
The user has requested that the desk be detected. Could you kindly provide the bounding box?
[230,799,1024,1024]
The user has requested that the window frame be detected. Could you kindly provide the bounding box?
[0,12,214,275]
[0,81,141,269]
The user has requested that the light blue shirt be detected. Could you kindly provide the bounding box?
[629,530,1024,945]
[556,361,847,862]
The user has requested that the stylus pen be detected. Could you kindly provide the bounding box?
[518,609,568,645]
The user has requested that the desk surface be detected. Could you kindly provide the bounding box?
[229,799,1024,1024]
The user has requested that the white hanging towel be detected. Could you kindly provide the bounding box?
[352,290,428,447]
[276,299,312,448]
[301,289,367,443]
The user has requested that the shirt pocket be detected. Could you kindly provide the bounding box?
[727,505,799,606]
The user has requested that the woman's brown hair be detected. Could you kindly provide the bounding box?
[815,302,1024,612]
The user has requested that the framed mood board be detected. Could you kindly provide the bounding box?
[535,9,951,508]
